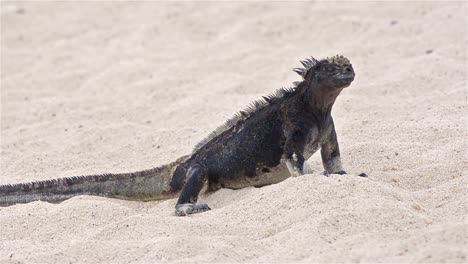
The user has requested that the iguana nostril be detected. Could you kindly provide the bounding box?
[345,67,352,72]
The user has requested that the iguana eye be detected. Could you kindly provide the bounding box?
[326,66,336,73]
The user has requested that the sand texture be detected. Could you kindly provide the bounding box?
[1,1,467,263]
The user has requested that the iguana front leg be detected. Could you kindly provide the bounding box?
[320,125,346,175]
[282,130,306,177]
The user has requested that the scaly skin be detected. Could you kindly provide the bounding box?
[169,55,359,216]
[0,55,363,216]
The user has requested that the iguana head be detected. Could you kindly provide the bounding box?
[294,55,354,90]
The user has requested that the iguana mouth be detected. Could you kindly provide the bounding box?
[336,73,355,85]
[337,73,354,80]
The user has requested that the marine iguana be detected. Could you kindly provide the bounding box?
[0,55,359,216]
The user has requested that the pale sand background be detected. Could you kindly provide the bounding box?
[1,1,467,263]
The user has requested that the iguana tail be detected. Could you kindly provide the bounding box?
[0,155,189,207]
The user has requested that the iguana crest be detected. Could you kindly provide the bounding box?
[324,54,350,66]
[293,54,350,78]
[193,87,295,151]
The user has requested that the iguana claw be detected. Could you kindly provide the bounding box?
[175,203,211,216]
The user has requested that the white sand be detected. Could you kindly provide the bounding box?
[1,1,466,263]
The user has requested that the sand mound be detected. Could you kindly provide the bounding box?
[1,2,466,263]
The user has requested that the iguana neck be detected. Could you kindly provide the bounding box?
[304,84,343,113]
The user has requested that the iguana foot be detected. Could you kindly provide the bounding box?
[290,167,304,177]
[175,203,211,216]
[284,159,304,177]
[323,170,347,176]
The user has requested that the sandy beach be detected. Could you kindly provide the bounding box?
[1,1,466,263]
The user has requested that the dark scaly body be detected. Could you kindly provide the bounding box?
[0,55,358,216]
[169,55,356,215]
